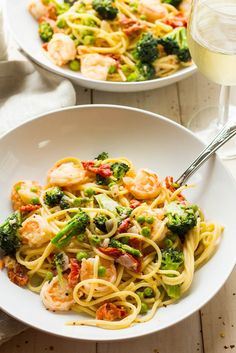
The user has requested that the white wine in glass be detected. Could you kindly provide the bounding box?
[187,0,236,158]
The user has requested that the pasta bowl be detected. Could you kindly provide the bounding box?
[0,105,235,341]
[5,0,196,92]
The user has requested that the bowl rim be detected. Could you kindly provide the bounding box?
[0,104,235,341]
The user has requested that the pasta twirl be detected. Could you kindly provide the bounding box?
[28,0,192,82]
[0,153,223,330]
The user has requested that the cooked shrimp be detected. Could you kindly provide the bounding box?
[11,180,41,211]
[80,258,117,292]
[40,275,75,311]
[47,160,86,187]
[20,214,52,247]
[28,0,48,20]
[123,169,160,200]
[80,54,117,81]
[138,0,168,22]
[47,33,76,66]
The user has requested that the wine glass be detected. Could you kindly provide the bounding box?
[187,0,236,159]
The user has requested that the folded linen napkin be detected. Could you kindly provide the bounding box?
[0,8,76,344]
[0,59,76,136]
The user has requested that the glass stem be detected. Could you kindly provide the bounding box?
[218,86,230,129]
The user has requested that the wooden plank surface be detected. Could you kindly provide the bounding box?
[201,268,236,353]
[92,85,181,123]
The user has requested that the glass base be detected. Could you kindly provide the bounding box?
[187,105,236,160]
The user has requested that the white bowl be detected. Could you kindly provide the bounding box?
[0,105,235,341]
[5,0,197,92]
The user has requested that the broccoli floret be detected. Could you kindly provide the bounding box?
[95,152,109,160]
[161,248,183,299]
[94,214,108,232]
[39,22,54,42]
[53,252,68,284]
[96,174,111,186]
[92,0,118,20]
[161,0,181,8]
[166,202,198,236]
[44,187,64,207]
[158,27,191,63]
[127,62,156,81]
[109,239,141,257]
[0,212,22,255]
[133,33,159,63]
[51,210,90,248]
[161,248,184,270]
[44,187,71,209]
[111,162,129,180]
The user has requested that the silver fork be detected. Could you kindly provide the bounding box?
[175,123,236,186]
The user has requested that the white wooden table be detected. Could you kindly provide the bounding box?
[1,14,236,353]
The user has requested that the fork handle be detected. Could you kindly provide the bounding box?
[175,123,236,186]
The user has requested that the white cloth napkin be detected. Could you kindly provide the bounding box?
[0,59,76,136]
[0,9,76,344]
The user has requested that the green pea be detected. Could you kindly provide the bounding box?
[83,35,95,45]
[76,251,89,261]
[84,188,95,197]
[69,60,80,71]
[137,215,145,224]
[31,197,40,205]
[140,14,147,20]
[139,302,148,314]
[121,64,130,73]
[15,185,21,192]
[46,271,53,281]
[98,265,106,277]
[108,65,117,74]
[145,216,154,224]
[30,187,38,192]
[57,18,66,28]
[136,291,144,300]
[141,226,151,237]
[143,287,154,298]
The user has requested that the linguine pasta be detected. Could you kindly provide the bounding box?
[28,0,192,82]
[1,153,223,330]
